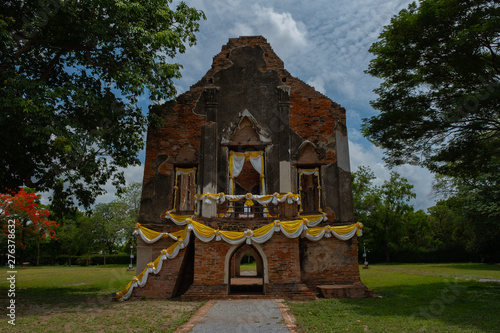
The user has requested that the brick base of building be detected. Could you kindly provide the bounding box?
[178,282,317,301]
[130,233,372,301]
[317,282,374,298]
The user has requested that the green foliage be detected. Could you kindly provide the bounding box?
[451,172,500,262]
[364,0,500,179]
[352,166,416,262]
[353,164,499,263]
[427,197,467,248]
[29,182,143,265]
[0,0,205,208]
[58,211,97,257]
[91,201,131,255]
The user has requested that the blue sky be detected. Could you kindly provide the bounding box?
[98,0,438,211]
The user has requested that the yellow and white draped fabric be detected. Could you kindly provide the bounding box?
[298,213,328,227]
[117,220,363,301]
[194,192,301,219]
[196,192,300,206]
[133,223,181,244]
[117,227,191,301]
[162,209,196,225]
[298,167,322,213]
[229,151,265,195]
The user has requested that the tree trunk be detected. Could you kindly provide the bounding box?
[385,244,391,263]
[37,240,40,266]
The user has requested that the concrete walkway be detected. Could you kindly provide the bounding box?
[175,299,300,333]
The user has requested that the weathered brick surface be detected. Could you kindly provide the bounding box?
[300,236,362,288]
[193,238,229,285]
[262,234,301,284]
[317,283,374,298]
[132,36,367,301]
[139,35,349,226]
[130,245,187,300]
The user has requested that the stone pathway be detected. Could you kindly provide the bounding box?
[175,299,299,333]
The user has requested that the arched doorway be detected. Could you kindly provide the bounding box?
[226,243,266,295]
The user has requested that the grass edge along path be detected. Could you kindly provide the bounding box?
[288,263,500,333]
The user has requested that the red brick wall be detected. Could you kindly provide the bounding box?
[299,236,362,289]
[131,246,187,300]
[193,238,230,285]
[262,233,301,284]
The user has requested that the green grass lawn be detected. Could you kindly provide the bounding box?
[289,263,500,333]
[240,262,257,272]
[0,265,202,332]
[1,263,499,332]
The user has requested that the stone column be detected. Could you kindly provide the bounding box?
[205,86,219,122]
[277,85,292,193]
[200,87,219,218]
[335,122,355,222]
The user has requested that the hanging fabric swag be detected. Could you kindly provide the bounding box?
[118,220,363,301]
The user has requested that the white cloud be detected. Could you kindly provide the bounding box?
[306,76,326,94]
[95,164,144,204]
[251,6,309,58]
[229,22,254,37]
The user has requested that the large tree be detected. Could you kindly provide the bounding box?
[364,0,500,179]
[0,0,205,207]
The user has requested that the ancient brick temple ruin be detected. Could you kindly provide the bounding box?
[117,36,372,301]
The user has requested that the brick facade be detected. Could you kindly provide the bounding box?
[133,36,371,300]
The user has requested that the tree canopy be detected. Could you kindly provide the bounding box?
[364,0,500,179]
[352,166,416,262]
[0,0,205,208]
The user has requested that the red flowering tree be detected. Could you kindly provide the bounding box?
[0,188,58,265]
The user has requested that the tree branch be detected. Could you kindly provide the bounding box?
[37,49,66,83]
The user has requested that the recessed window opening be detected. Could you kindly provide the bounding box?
[174,167,197,214]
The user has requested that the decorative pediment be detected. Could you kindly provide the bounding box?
[296,141,321,165]
[222,110,271,146]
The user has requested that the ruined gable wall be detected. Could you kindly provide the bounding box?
[139,36,353,226]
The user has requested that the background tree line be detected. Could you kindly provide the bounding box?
[353,166,500,264]
[0,182,141,266]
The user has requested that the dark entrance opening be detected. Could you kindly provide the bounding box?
[228,244,264,295]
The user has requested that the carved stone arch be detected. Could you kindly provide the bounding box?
[296,141,321,165]
[224,242,268,284]
[221,110,271,145]
[232,244,264,278]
